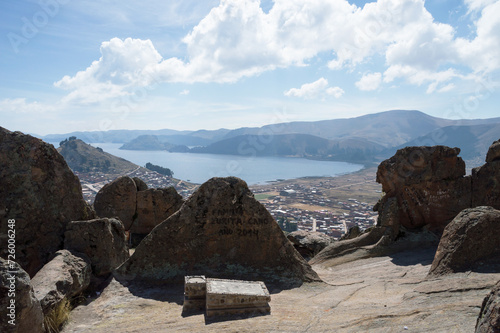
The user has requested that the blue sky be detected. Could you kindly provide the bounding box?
[1,0,499,135]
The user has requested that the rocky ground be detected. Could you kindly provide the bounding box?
[62,247,500,333]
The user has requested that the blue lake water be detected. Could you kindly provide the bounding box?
[88,143,364,185]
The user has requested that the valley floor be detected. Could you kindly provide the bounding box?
[62,247,499,333]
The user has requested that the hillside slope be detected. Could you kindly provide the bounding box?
[190,133,385,162]
[57,137,138,174]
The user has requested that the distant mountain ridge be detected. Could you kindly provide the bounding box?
[43,110,500,166]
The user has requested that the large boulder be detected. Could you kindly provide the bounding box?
[130,187,184,236]
[485,139,500,163]
[476,280,500,333]
[93,176,138,230]
[429,206,500,276]
[64,218,129,277]
[0,258,45,333]
[472,140,500,210]
[375,146,471,233]
[116,177,320,287]
[287,230,333,260]
[0,127,93,276]
[31,250,91,316]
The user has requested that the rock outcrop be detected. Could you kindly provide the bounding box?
[130,187,184,235]
[429,206,500,276]
[31,250,91,316]
[93,177,138,230]
[0,258,45,333]
[375,146,471,233]
[472,141,500,209]
[94,176,183,244]
[0,127,93,276]
[64,218,129,277]
[476,280,500,333]
[287,230,332,260]
[116,177,320,287]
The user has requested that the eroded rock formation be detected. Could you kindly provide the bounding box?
[472,141,500,209]
[93,177,138,230]
[94,176,183,245]
[0,258,45,333]
[476,280,500,333]
[31,250,91,316]
[375,145,471,233]
[64,218,129,277]
[0,127,93,276]
[116,177,320,287]
[287,230,332,261]
[429,206,500,276]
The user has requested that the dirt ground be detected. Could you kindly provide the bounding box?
[62,247,499,333]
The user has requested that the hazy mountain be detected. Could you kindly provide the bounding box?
[57,137,138,173]
[43,128,191,144]
[190,134,385,163]
[119,135,190,151]
[221,110,500,148]
[388,123,500,168]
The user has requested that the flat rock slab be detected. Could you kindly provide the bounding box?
[62,248,500,333]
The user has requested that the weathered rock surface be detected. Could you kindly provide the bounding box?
[340,225,362,240]
[93,177,138,230]
[429,206,500,276]
[0,127,93,276]
[472,142,500,209]
[65,218,129,277]
[31,250,91,315]
[476,280,500,333]
[287,230,332,260]
[486,139,500,163]
[94,176,184,242]
[116,177,320,287]
[375,146,470,233]
[0,258,45,333]
[130,188,184,235]
[64,248,500,333]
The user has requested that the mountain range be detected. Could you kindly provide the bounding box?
[43,110,500,167]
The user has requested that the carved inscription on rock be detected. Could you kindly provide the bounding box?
[209,208,265,239]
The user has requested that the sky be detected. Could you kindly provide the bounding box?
[0,0,499,135]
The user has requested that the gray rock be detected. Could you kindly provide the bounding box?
[429,206,500,276]
[375,146,471,233]
[287,230,332,260]
[340,225,362,240]
[472,161,500,210]
[31,250,91,316]
[0,258,45,333]
[0,127,93,276]
[132,177,148,191]
[116,177,321,287]
[486,139,500,163]
[130,187,184,235]
[476,280,500,333]
[65,218,129,277]
[93,176,138,230]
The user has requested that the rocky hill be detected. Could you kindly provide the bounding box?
[190,133,384,163]
[57,137,138,174]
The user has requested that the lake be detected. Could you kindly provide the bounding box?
[90,143,364,185]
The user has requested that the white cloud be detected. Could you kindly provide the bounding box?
[384,65,460,93]
[326,86,345,98]
[456,1,500,73]
[54,0,500,102]
[356,72,382,91]
[0,98,55,114]
[284,78,343,99]
[180,89,190,95]
[54,38,163,103]
[464,0,497,12]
